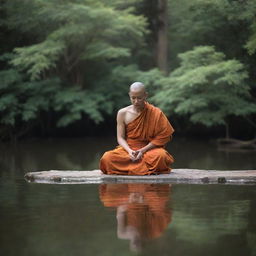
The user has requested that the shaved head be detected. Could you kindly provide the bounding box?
[129,82,145,92]
[129,82,147,109]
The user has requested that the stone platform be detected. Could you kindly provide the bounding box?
[24,169,256,185]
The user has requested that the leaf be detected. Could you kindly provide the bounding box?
[151,46,256,127]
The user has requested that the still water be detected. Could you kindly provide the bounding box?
[0,137,256,256]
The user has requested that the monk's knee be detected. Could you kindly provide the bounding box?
[100,151,112,174]
[100,151,113,163]
[150,148,166,159]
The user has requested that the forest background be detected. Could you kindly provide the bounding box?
[0,0,256,141]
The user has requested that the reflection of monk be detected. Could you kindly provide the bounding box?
[100,82,174,175]
[99,184,172,252]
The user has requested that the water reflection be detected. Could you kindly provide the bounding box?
[99,183,172,252]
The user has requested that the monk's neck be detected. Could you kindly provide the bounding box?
[132,102,146,114]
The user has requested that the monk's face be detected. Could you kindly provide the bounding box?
[129,89,147,108]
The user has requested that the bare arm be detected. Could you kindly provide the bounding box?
[116,205,129,239]
[140,142,156,153]
[134,142,157,160]
[116,205,139,240]
[117,110,136,161]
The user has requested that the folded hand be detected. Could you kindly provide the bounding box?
[134,149,144,161]
[129,150,137,162]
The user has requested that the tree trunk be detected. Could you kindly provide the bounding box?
[156,0,168,75]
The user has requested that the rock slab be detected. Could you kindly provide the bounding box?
[24,169,256,185]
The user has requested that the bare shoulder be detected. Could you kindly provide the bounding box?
[117,106,132,116]
[117,106,129,122]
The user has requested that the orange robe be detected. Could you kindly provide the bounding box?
[99,184,172,240]
[100,102,174,175]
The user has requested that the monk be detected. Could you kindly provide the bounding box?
[100,82,174,175]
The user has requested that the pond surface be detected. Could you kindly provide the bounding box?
[0,137,256,256]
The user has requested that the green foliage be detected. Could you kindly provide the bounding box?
[109,65,164,91]
[5,0,147,81]
[1,0,256,139]
[53,88,107,126]
[0,0,148,136]
[0,69,57,126]
[0,69,109,129]
[246,22,256,55]
[168,0,256,69]
[151,46,256,127]
[11,41,65,81]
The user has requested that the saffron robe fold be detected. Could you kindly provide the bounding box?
[100,102,174,175]
[99,184,172,240]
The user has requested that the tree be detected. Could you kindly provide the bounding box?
[136,0,169,73]
[1,0,256,140]
[4,0,147,83]
[0,0,148,139]
[151,46,256,138]
[168,0,256,72]
[156,0,169,74]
